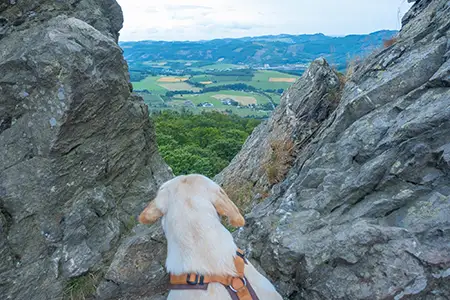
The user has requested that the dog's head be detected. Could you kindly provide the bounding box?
[138,174,245,227]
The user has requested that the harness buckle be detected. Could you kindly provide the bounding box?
[186,274,205,285]
[186,274,198,285]
[229,277,247,293]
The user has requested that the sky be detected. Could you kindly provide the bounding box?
[116,0,413,42]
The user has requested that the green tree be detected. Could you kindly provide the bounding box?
[152,111,261,177]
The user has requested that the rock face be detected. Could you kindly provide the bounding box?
[231,0,450,299]
[215,58,343,210]
[0,1,171,299]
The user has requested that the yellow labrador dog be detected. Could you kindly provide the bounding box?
[138,174,282,300]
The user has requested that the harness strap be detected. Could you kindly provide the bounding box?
[169,249,259,300]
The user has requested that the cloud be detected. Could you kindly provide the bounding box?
[164,4,213,10]
[116,0,413,41]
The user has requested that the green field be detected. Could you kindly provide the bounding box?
[137,93,165,106]
[169,91,270,117]
[133,70,298,93]
[132,76,199,93]
[131,68,295,118]
[190,74,253,84]
[267,92,282,104]
[132,76,167,93]
[203,70,299,90]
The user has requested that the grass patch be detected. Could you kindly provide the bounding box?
[222,216,238,233]
[223,182,254,210]
[265,139,295,185]
[345,56,362,79]
[63,272,102,300]
[124,215,138,232]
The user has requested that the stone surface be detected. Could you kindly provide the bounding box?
[230,0,450,299]
[215,58,343,211]
[0,1,171,299]
[96,225,168,300]
[2,0,450,299]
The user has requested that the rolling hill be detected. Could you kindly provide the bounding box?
[120,30,398,73]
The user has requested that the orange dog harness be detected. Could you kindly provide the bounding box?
[169,249,259,300]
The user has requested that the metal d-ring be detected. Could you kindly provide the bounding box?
[229,277,247,292]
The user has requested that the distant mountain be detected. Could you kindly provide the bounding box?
[120,30,398,71]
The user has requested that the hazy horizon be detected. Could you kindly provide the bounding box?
[118,29,399,43]
[116,0,413,42]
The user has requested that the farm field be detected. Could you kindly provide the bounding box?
[266,92,282,104]
[138,93,165,106]
[196,63,247,71]
[157,76,188,82]
[250,71,299,90]
[171,90,270,106]
[133,76,200,92]
[132,76,167,93]
[130,67,297,118]
[269,77,296,82]
[200,70,299,90]
[190,74,253,84]
[159,82,201,92]
[211,94,257,105]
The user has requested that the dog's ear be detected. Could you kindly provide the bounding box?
[138,200,163,224]
[138,188,168,225]
[213,188,245,227]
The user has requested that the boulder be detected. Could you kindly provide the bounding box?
[233,0,450,299]
[215,58,343,211]
[0,1,171,299]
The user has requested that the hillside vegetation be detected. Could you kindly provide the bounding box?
[153,111,261,178]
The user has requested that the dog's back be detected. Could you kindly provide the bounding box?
[139,174,283,300]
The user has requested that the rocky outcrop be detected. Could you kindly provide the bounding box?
[215,58,343,210]
[232,0,450,299]
[0,1,171,299]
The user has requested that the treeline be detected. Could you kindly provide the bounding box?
[153,111,261,178]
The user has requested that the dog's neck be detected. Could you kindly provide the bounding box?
[162,210,238,276]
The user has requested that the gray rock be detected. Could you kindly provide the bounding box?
[0,1,171,299]
[96,225,168,300]
[215,58,343,211]
[231,0,450,299]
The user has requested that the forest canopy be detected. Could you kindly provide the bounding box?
[153,111,261,178]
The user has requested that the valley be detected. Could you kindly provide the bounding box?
[121,30,397,118]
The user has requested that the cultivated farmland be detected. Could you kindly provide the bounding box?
[211,94,257,105]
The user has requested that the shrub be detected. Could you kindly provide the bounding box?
[383,37,398,48]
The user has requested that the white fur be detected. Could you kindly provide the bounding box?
[142,174,282,300]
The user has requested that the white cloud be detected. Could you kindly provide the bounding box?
[116,0,413,41]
